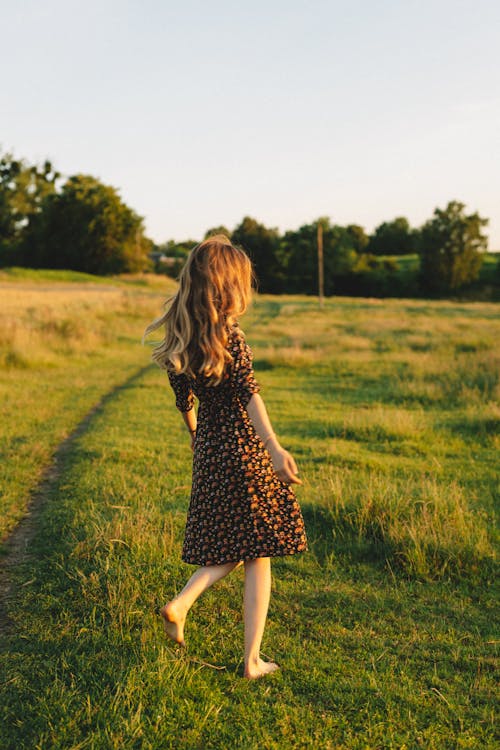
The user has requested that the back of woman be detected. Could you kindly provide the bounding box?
[144,234,307,679]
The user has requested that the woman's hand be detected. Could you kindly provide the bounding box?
[267,442,302,485]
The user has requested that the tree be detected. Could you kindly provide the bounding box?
[204,225,232,239]
[0,149,59,263]
[0,152,23,247]
[22,174,151,274]
[345,224,369,254]
[232,216,283,292]
[417,201,488,293]
[367,217,416,256]
[280,219,359,295]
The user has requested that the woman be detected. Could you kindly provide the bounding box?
[144,235,307,679]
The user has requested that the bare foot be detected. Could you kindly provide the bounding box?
[244,659,280,679]
[160,600,186,646]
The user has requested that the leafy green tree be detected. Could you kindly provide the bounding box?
[281,219,359,295]
[204,226,232,239]
[417,201,488,293]
[279,223,317,294]
[367,217,416,256]
[0,152,22,246]
[0,149,59,263]
[232,216,283,292]
[345,224,369,254]
[347,252,401,296]
[22,174,151,274]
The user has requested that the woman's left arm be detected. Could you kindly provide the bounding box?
[246,393,302,485]
[181,409,197,451]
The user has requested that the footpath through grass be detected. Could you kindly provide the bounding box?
[0,271,175,540]
[0,276,498,748]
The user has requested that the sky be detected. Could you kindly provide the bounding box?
[2,0,500,248]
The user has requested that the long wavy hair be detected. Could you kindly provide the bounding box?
[143,235,254,384]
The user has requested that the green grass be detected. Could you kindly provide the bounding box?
[0,266,115,284]
[0,266,175,289]
[0,279,499,748]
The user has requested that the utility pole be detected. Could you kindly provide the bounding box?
[317,221,324,309]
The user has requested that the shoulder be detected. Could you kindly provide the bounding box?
[227,322,245,346]
[227,324,255,370]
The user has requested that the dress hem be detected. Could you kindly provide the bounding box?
[181,547,308,566]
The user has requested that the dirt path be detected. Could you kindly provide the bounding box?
[0,364,152,634]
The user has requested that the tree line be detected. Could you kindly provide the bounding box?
[1,148,495,296]
[0,149,151,274]
[159,208,492,297]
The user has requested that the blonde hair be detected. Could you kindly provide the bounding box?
[143,235,254,383]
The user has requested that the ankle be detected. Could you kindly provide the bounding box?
[243,657,280,679]
[244,654,260,668]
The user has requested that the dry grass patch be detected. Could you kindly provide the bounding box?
[0,287,162,367]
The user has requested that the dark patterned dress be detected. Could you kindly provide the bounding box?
[167,324,308,566]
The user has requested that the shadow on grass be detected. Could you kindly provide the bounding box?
[300,497,498,588]
[300,502,395,573]
[296,370,412,408]
[440,415,499,446]
[253,358,275,372]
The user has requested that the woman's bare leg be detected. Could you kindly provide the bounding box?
[161,561,241,645]
[243,557,279,679]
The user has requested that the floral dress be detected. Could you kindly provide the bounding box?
[167,324,308,566]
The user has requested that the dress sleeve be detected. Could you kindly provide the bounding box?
[167,369,195,412]
[231,328,261,408]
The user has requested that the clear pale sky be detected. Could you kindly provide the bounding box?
[3,0,500,248]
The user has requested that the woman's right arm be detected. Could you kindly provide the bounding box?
[246,393,302,485]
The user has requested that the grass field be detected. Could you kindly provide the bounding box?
[0,269,498,749]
